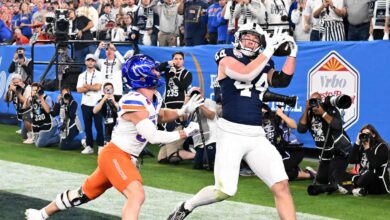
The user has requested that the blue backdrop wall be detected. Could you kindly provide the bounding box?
[0,41,389,148]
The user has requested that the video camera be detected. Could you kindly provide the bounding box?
[45,9,70,41]
[309,94,352,110]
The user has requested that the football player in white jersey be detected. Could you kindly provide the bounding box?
[25,54,203,220]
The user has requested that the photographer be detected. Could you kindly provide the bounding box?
[298,92,351,185]
[8,47,33,84]
[52,87,82,150]
[262,104,315,180]
[3,74,33,143]
[334,124,390,196]
[24,83,60,148]
[94,41,125,98]
[93,82,119,143]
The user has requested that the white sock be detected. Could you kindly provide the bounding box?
[40,208,49,219]
[184,186,230,211]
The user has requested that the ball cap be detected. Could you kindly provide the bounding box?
[85,54,97,61]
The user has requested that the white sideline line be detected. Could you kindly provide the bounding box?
[0,160,336,220]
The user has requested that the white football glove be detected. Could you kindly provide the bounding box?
[284,35,298,58]
[183,122,200,137]
[177,94,204,116]
[383,32,389,40]
[263,27,289,58]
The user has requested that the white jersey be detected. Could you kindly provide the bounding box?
[111,91,163,156]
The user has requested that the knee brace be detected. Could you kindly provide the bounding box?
[55,187,90,210]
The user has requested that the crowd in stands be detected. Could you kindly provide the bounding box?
[1,0,389,46]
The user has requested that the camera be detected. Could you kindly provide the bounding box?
[262,90,297,107]
[18,53,24,59]
[309,98,320,109]
[37,89,44,96]
[15,85,22,93]
[63,93,72,101]
[307,184,338,196]
[324,95,352,109]
[359,133,370,142]
[104,88,113,94]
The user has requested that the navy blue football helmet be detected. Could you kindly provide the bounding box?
[122,54,165,89]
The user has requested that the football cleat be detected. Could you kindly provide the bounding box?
[167,202,191,220]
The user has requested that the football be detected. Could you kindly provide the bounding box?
[273,41,292,57]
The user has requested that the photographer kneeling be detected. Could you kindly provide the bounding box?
[333,124,390,196]
[298,92,352,194]
[52,87,82,150]
[24,83,60,147]
[93,82,119,144]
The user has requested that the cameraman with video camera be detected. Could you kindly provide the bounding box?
[333,124,390,196]
[4,74,32,143]
[8,47,33,84]
[93,82,119,144]
[52,87,82,150]
[24,83,60,148]
[298,92,352,192]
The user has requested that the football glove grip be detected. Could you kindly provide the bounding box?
[55,187,90,210]
[263,27,289,58]
[177,94,204,116]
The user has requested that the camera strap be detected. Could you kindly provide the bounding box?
[104,58,116,78]
[85,70,95,85]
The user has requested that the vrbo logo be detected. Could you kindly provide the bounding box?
[320,75,347,88]
[308,51,360,129]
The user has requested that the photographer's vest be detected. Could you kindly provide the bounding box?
[164,68,191,109]
[14,58,31,82]
[31,95,52,133]
[12,84,29,121]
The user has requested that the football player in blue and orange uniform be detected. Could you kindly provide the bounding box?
[25,54,204,220]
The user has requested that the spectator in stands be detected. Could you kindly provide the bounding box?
[97,3,115,40]
[76,54,104,155]
[264,0,291,32]
[291,0,310,41]
[134,0,159,46]
[122,0,139,16]
[11,2,21,31]
[4,74,32,143]
[32,0,46,24]
[68,9,95,70]
[93,82,119,143]
[29,22,48,44]
[303,0,320,41]
[368,0,389,41]
[207,0,222,44]
[157,51,193,164]
[111,0,123,19]
[151,0,182,46]
[8,47,33,84]
[94,41,125,99]
[335,124,390,196]
[313,0,346,41]
[0,19,13,43]
[179,0,208,46]
[189,87,217,170]
[216,0,228,44]
[24,82,60,147]
[117,13,139,42]
[16,2,33,39]
[344,0,371,41]
[222,0,239,43]
[262,104,315,180]
[13,28,30,45]
[233,0,267,29]
[77,0,99,33]
[52,87,83,150]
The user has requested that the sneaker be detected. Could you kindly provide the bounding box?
[167,202,191,220]
[98,146,104,155]
[352,188,366,197]
[304,166,317,179]
[23,138,35,144]
[81,139,87,148]
[239,168,255,177]
[16,129,22,134]
[25,209,45,220]
[337,185,349,195]
[81,146,94,154]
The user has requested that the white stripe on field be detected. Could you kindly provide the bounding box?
[0,160,336,220]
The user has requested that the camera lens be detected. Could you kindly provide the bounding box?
[309,98,319,108]
[63,93,71,100]
[37,89,44,96]
[359,133,370,142]
[18,53,24,59]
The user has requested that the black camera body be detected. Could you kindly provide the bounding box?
[359,133,371,142]
[18,53,24,59]
[15,85,22,93]
[63,93,72,101]
[309,98,320,109]
[37,89,44,96]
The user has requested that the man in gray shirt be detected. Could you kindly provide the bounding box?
[344,0,371,40]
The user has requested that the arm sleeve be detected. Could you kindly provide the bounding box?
[52,102,61,116]
[366,143,389,169]
[328,108,343,131]
[8,61,16,73]
[135,118,181,144]
[68,101,78,120]
[297,122,308,133]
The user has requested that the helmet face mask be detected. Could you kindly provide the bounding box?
[234,23,266,58]
[122,54,165,90]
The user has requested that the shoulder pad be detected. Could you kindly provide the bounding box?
[119,91,148,112]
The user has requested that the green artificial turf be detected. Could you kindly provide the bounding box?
[1,124,390,220]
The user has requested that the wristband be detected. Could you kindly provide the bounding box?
[322,112,327,118]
